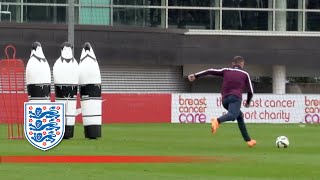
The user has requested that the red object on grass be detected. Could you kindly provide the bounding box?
[0,45,27,139]
[0,155,214,163]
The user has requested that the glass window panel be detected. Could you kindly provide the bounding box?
[0,1,20,23]
[287,0,299,9]
[306,0,320,9]
[22,0,68,23]
[286,12,299,31]
[223,0,270,8]
[79,0,111,25]
[168,0,217,7]
[113,8,163,27]
[222,10,270,30]
[23,0,67,3]
[306,12,320,31]
[2,0,18,2]
[53,0,67,3]
[168,9,217,29]
[23,4,67,23]
[113,0,162,5]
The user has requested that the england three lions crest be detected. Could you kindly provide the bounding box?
[24,102,65,151]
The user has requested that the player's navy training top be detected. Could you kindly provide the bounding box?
[194,65,253,103]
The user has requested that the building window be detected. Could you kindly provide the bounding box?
[168,9,216,29]
[306,0,320,31]
[222,0,270,8]
[3,0,320,32]
[286,11,299,31]
[23,0,67,23]
[306,12,320,31]
[79,0,111,25]
[306,0,320,9]
[113,8,163,27]
[168,0,217,7]
[287,0,299,9]
[114,0,162,5]
[222,10,270,30]
[24,0,67,23]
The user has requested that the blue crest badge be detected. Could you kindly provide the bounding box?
[24,102,65,151]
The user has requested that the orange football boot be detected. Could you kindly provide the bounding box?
[247,139,257,148]
[211,118,219,134]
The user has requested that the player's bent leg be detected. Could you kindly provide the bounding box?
[212,112,236,134]
[218,96,241,123]
[211,96,241,134]
[237,112,256,147]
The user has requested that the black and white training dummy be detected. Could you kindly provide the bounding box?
[78,42,102,139]
[26,42,51,102]
[53,42,79,139]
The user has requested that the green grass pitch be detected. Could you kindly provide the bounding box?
[0,123,319,180]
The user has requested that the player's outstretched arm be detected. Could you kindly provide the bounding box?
[194,68,224,79]
[188,68,224,82]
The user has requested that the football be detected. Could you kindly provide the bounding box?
[276,136,289,148]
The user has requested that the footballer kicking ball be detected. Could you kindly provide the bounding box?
[276,136,289,148]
